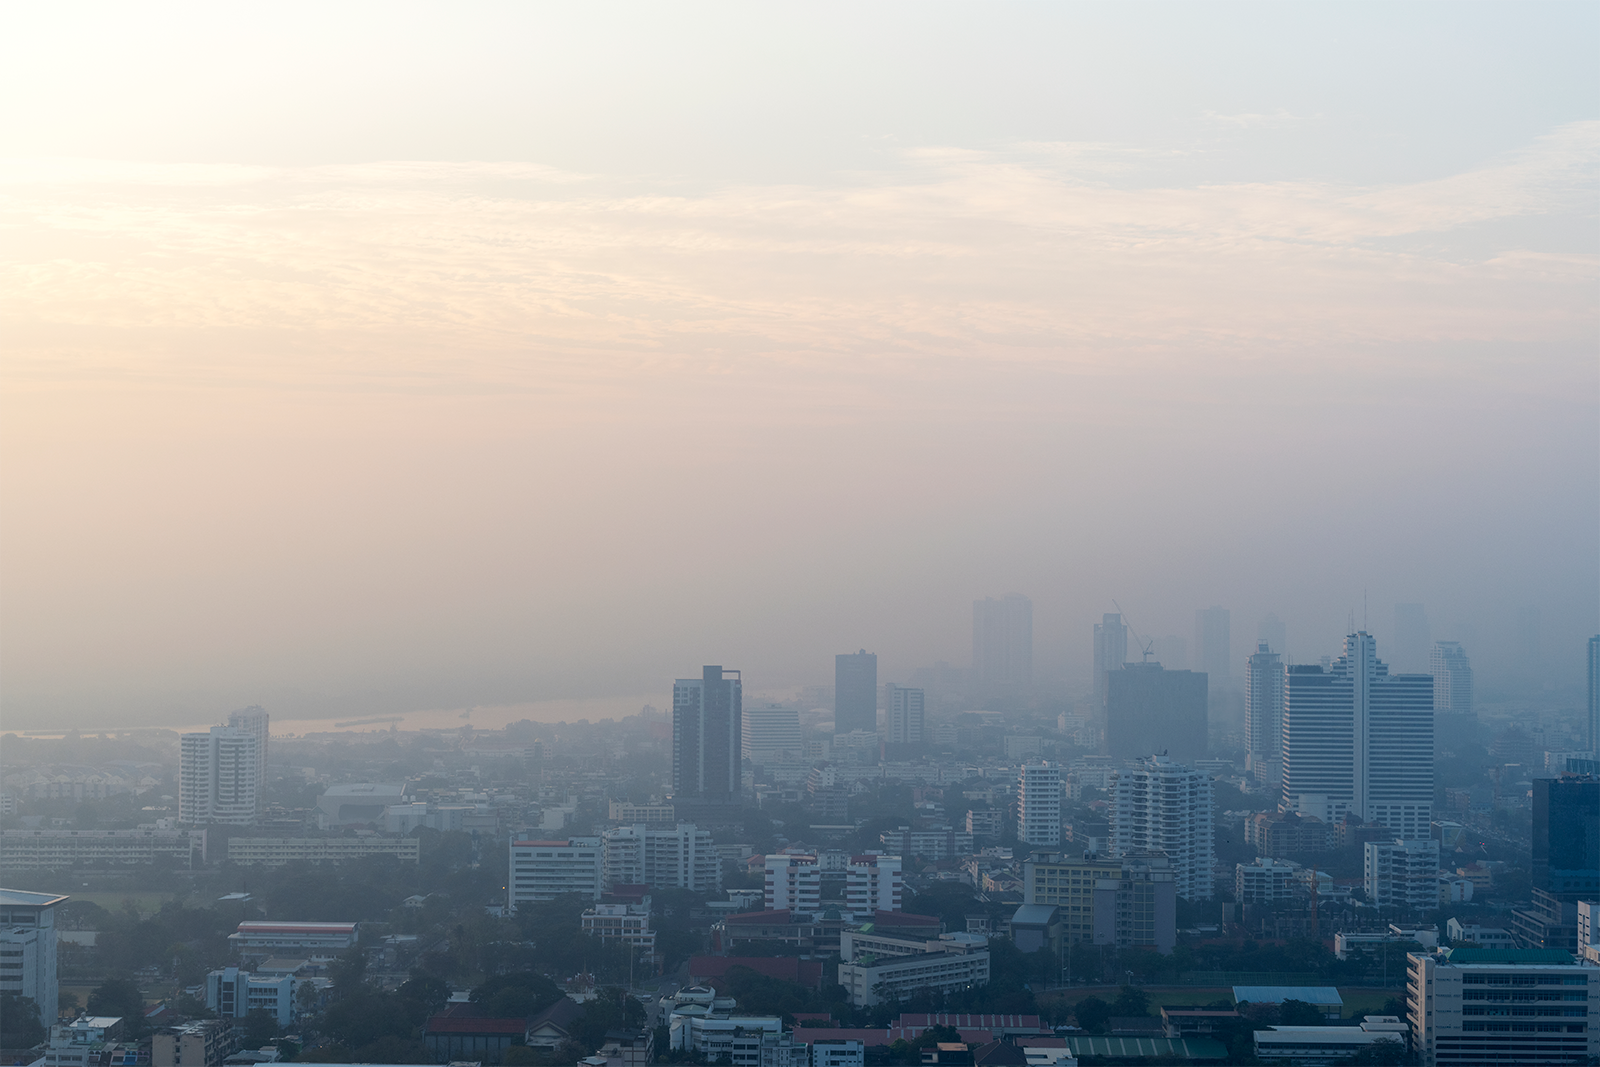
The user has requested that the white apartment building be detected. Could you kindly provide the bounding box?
[1235,858,1302,904]
[602,823,721,892]
[878,825,974,860]
[1430,642,1473,717]
[844,853,902,914]
[885,686,925,745]
[42,1016,128,1067]
[580,903,657,959]
[1447,919,1516,950]
[743,704,804,763]
[1110,756,1215,901]
[1365,839,1443,910]
[227,706,271,798]
[812,1039,865,1067]
[1282,632,1434,838]
[1017,763,1062,847]
[608,800,677,824]
[509,837,604,907]
[1408,948,1599,1066]
[0,889,65,1020]
[179,726,260,824]
[764,852,822,912]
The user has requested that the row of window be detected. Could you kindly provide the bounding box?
[1463,973,1587,986]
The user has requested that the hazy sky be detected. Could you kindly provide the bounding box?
[2,3,1596,729]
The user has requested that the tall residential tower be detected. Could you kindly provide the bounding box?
[1244,642,1284,787]
[834,651,878,735]
[673,666,742,806]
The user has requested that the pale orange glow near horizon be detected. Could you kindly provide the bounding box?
[2,3,1595,729]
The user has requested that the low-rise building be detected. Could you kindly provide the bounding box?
[1446,919,1515,950]
[1253,1018,1406,1064]
[966,810,1002,838]
[226,836,418,866]
[1333,926,1438,961]
[152,1021,233,1067]
[836,930,990,1007]
[1244,811,1333,856]
[878,826,974,861]
[607,801,676,824]
[227,921,358,961]
[42,1016,127,1067]
[0,888,66,1022]
[2,829,206,870]
[205,967,296,1027]
[581,903,657,961]
[811,1038,864,1067]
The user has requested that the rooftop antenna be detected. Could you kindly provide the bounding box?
[1112,599,1156,663]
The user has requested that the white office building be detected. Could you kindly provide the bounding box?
[1110,756,1215,901]
[764,853,821,913]
[0,889,65,1020]
[1245,642,1284,787]
[602,823,721,892]
[206,965,296,1027]
[508,837,604,908]
[742,704,803,764]
[1282,632,1433,838]
[1017,763,1062,847]
[836,930,990,1007]
[580,903,657,959]
[885,686,926,745]
[1365,838,1443,910]
[1430,642,1473,717]
[178,726,260,824]
[845,853,903,914]
[1408,947,1599,1066]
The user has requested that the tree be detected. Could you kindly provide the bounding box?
[469,972,564,1018]
[239,1008,279,1048]
[1278,999,1325,1027]
[0,993,47,1049]
[1110,986,1150,1018]
[87,978,145,1021]
[1073,996,1111,1033]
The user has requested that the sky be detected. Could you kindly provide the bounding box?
[2,2,1596,730]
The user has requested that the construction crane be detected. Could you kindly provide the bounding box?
[1112,599,1156,663]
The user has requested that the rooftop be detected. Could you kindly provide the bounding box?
[1443,948,1578,965]
[0,889,70,908]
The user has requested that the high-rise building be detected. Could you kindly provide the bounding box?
[1016,763,1062,847]
[178,726,260,824]
[742,704,803,763]
[673,666,742,805]
[1110,756,1215,901]
[1430,642,1474,717]
[1587,636,1599,754]
[601,823,721,893]
[1532,775,1599,900]
[1245,642,1284,786]
[1392,603,1432,674]
[1364,838,1442,909]
[0,889,65,1022]
[227,706,269,797]
[845,853,903,914]
[1093,613,1127,707]
[974,595,1033,691]
[764,852,821,913]
[884,685,925,745]
[1281,632,1434,839]
[1194,607,1231,682]
[834,651,878,736]
[1105,663,1208,765]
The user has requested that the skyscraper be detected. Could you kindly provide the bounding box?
[1392,603,1431,674]
[1110,755,1215,901]
[884,685,925,745]
[834,651,878,735]
[228,706,270,797]
[1093,613,1127,707]
[1281,632,1434,838]
[1244,642,1284,786]
[1193,606,1231,681]
[1430,641,1473,717]
[178,726,260,824]
[1587,636,1599,754]
[973,594,1033,691]
[1105,663,1208,765]
[673,666,742,805]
